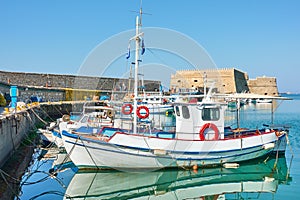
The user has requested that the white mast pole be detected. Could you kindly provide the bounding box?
[204,72,207,96]
[133,15,140,134]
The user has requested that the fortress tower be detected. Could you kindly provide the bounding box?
[170,68,249,94]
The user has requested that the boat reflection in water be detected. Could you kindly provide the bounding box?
[64,155,290,200]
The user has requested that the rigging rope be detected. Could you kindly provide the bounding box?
[80,136,100,170]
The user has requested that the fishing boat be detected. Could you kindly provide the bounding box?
[60,10,291,170]
[49,100,113,148]
[256,98,273,103]
[64,155,290,199]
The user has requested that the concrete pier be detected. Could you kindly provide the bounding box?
[0,106,39,168]
[0,100,93,168]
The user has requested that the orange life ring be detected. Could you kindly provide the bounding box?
[199,123,219,141]
[121,104,133,115]
[136,106,150,119]
[275,131,285,137]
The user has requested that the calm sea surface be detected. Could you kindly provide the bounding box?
[16,94,300,200]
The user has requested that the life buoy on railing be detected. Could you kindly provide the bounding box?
[136,105,150,119]
[121,104,133,115]
[107,110,114,118]
[275,130,286,137]
[62,114,70,122]
[199,123,219,141]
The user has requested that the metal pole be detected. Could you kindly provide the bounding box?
[133,16,140,134]
[236,98,240,129]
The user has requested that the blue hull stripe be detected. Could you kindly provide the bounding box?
[62,131,271,155]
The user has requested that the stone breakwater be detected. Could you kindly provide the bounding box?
[0,70,161,102]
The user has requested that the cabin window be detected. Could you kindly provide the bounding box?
[175,106,180,116]
[182,106,190,119]
[202,108,220,121]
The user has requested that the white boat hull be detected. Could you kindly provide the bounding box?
[52,128,64,148]
[61,130,285,169]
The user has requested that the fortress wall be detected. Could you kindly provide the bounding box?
[248,77,279,96]
[170,68,283,95]
[170,68,250,94]
[233,69,249,93]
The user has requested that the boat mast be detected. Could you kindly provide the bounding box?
[203,72,207,96]
[236,98,240,129]
[128,62,133,95]
[133,15,141,133]
[271,100,274,125]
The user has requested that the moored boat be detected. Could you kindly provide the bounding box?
[60,11,291,170]
[257,98,273,103]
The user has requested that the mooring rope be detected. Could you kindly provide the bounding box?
[28,191,67,200]
[30,108,48,125]
[52,104,65,118]
[50,149,72,173]
[286,134,294,158]
[0,168,21,199]
[54,136,80,174]
[20,170,66,188]
[38,106,55,122]
[25,111,38,130]
[80,136,100,170]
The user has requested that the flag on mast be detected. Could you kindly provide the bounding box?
[126,44,130,59]
[141,39,145,55]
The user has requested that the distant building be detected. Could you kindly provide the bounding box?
[170,68,249,94]
[170,68,279,96]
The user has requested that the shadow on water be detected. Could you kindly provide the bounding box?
[64,154,291,200]
[16,146,293,200]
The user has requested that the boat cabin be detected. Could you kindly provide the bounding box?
[174,101,226,140]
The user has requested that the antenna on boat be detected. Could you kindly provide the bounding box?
[130,0,151,27]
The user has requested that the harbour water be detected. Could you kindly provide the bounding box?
[15,94,300,200]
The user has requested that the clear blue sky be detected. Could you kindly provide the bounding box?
[0,0,299,93]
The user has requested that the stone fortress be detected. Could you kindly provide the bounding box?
[170,68,279,96]
[0,68,279,103]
